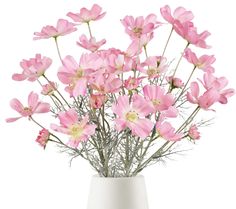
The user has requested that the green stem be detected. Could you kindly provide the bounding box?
[132,106,200,175]
[168,42,190,92]
[161,27,174,58]
[159,27,174,85]
[43,75,71,108]
[177,106,200,133]
[30,116,45,129]
[87,22,93,38]
[37,79,62,111]
[144,45,148,58]
[54,37,63,63]
[133,141,169,175]
[52,94,66,111]
[174,66,196,104]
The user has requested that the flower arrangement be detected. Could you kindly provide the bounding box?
[6,4,234,177]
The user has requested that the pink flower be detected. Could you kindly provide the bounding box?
[124,76,144,90]
[121,14,160,39]
[141,56,168,78]
[51,109,96,148]
[174,21,211,48]
[33,19,77,40]
[160,5,194,25]
[159,106,178,120]
[106,53,135,73]
[107,54,126,72]
[112,95,154,138]
[58,54,100,97]
[184,48,215,73]
[187,82,220,110]
[90,94,106,109]
[156,121,183,141]
[199,73,235,104]
[41,82,57,96]
[125,33,154,57]
[77,34,106,52]
[67,4,106,23]
[126,39,143,57]
[188,125,200,140]
[12,54,52,82]
[140,32,154,46]
[166,76,184,89]
[36,129,50,149]
[6,92,50,122]
[90,72,122,94]
[143,85,174,112]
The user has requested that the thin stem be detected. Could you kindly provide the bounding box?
[37,79,62,111]
[30,116,45,129]
[133,141,169,175]
[125,131,130,176]
[169,42,190,92]
[161,27,174,58]
[87,22,93,38]
[43,75,71,108]
[52,94,66,111]
[159,28,174,86]
[144,45,148,59]
[54,37,63,64]
[132,106,201,175]
[103,114,109,176]
[73,96,80,110]
[174,66,196,104]
[177,106,200,133]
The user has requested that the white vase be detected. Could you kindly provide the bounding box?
[86,175,149,209]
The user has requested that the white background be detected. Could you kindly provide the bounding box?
[0,0,236,209]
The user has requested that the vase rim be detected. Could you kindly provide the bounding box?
[91,174,144,180]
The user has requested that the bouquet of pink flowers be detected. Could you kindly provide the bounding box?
[6,4,234,177]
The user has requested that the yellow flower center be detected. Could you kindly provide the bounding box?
[23,107,32,115]
[71,69,84,86]
[196,62,204,69]
[76,69,84,78]
[69,124,83,139]
[37,70,44,77]
[133,27,142,36]
[147,68,159,77]
[126,111,138,122]
[152,99,161,106]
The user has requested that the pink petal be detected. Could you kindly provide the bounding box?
[173,7,194,23]
[190,82,199,98]
[112,95,130,117]
[63,55,79,70]
[83,124,96,136]
[6,117,22,123]
[142,23,154,34]
[28,92,39,109]
[132,94,154,116]
[73,77,87,96]
[34,102,50,113]
[50,124,69,134]
[114,118,127,132]
[10,98,24,114]
[67,138,80,148]
[199,89,219,109]
[160,5,174,23]
[129,118,153,138]
[91,4,102,16]
[67,12,80,22]
[58,109,78,127]
[186,92,197,104]
[12,73,27,81]
[184,48,198,65]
